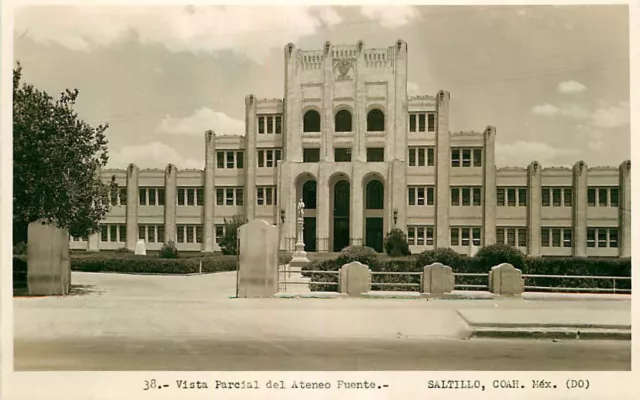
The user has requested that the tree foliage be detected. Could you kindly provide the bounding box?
[13,63,111,243]
[383,228,411,257]
[219,215,246,255]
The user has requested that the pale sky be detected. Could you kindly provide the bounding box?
[13,4,630,169]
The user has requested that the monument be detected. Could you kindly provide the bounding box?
[237,219,279,298]
[289,198,310,271]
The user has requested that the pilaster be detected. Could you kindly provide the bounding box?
[572,161,588,257]
[483,126,497,246]
[392,39,408,161]
[164,163,177,244]
[526,161,542,256]
[322,41,334,162]
[434,90,451,248]
[618,160,631,257]
[350,163,364,246]
[284,43,302,162]
[245,95,257,220]
[125,163,139,251]
[354,44,366,162]
[317,166,331,251]
[203,131,216,251]
[391,160,407,233]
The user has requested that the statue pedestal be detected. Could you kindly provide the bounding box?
[289,217,309,276]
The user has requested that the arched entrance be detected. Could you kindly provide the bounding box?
[333,180,350,251]
[364,178,385,252]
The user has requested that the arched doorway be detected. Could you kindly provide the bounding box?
[364,179,384,252]
[302,180,317,252]
[333,180,350,251]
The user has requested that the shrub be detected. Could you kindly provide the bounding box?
[415,248,467,269]
[220,215,245,255]
[13,242,27,255]
[383,228,410,257]
[474,244,527,270]
[71,255,237,275]
[115,247,132,253]
[334,245,383,270]
[159,241,179,259]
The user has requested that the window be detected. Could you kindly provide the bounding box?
[563,229,572,248]
[451,149,460,167]
[409,114,416,132]
[564,188,572,207]
[472,188,482,206]
[236,188,244,206]
[217,152,224,168]
[518,229,527,247]
[148,189,156,205]
[101,225,108,242]
[216,189,224,206]
[302,181,317,209]
[138,188,163,206]
[507,229,516,246]
[408,113,435,133]
[610,188,619,207]
[497,227,527,247]
[335,148,352,162]
[450,227,481,247]
[587,188,596,206]
[226,189,234,206]
[541,228,550,248]
[335,110,352,132]
[257,186,277,206]
[541,228,572,248]
[177,187,203,207]
[461,188,471,206]
[267,116,273,134]
[303,110,321,132]
[507,188,516,206]
[451,187,482,206]
[597,229,607,248]
[275,116,282,134]
[588,187,619,207]
[187,188,195,206]
[367,109,385,132]
[473,149,482,167]
[407,226,434,246]
[258,151,264,168]
[226,152,234,169]
[139,188,147,205]
[215,225,225,243]
[451,188,460,206]
[418,114,426,132]
[215,187,243,206]
[541,187,572,207]
[236,152,244,169]
[408,147,434,167]
[598,188,607,206]
[609,229,618,248]
[197,188,204,206]
[258,115,281,135]
[552,229,561,247]
[119,188,127,205]
[450,228,459,246]
[462,149,471,167]
[367,148,384,162]
[542,188,550,207]
[408,187,434,206]
[176,225,202,244]
[303,148,320,163]
[552,188,562,207]
[137,225,164,243]
[258,117,265,134]
[366,181,384,210]
[497,188,505,206]
[266,150,273,167]
[461,228,470,246]
[587,229,595,248]
[157,226,164,243]
[118,225,126,243]
[518,188,527,206]
[428,113,435,132]
[451,147,481,167]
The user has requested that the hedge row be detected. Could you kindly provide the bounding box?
[302,246,632,293]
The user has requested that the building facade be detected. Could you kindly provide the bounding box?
[70,40,631,257]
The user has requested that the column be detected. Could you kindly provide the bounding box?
[284,43,303,162]
[164,163,177,244]
[527,161,542,257]
[125,163,139,251]
[322,41,334,162]
[572,161,588,257]
[434,90,451,248]
[203,130,216,252]
[618,160,631,257]
[87,233,100,252]
[354,43,366,162]
[483,126,497,246]
[317,166,331,251]
[244,95,257,220]
[392,39,408,161]
[350,167,364,246]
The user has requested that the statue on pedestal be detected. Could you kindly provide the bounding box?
[297,198,305,219]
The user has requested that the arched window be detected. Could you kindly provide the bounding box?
[335,110,352,132]
[366,180,384,210]
[303,110,321,132]
[302,180,317,210]
[367,109,385,132]
[334,181,350,217]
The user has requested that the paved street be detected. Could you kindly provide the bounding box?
[13,271,631,371]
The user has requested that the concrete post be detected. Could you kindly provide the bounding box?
[483,126,497,246]
[618,160,631,257]
[203,130,216,251]
[421,263,454,295]
[572,161,588,257]
[164,164,177,244]
[435,90,451,248]
[339,261,371,296]
[245,95,257,220]
[126,163,139,251]
[87,233,100,252]
[488,263,524,296]
[527,161,542,257]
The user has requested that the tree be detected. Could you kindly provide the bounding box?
[219,215,246,255]
[13,63,111,244]
[383,228,411,257]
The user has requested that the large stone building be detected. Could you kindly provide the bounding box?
[70,40,631,258]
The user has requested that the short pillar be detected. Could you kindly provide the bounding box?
[27,220,71,296]
[488,263,524,296]
[421,262,454,295]
[237,220,279,298]
[339,261,371,296]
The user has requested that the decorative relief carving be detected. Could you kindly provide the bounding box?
[334,58,354,80]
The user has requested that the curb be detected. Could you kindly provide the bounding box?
[471,328,631,340]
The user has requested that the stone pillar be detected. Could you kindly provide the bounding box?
[203,130,216,252]
[572,161,588,257]
[488,263,524,296]
[87,233,100,251]
[317,167,331,251]
[245,95,257,220]
[27,220,71,296]
[354,43,366,162]
[350,165,364,246]
[618,160,631,257]
[126,163,139,251]
[339,261,371,296]
[421,263,454,295]
[322,41,334,162]
[527,161,542,257]
[164,164,177,244]
[284,43,302,162]
[392,39,408,161]
[434,90,451,248]
[483,126,497,246]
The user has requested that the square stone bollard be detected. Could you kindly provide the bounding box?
[421,262,454,295]
[339,261,371,296]
[488,263,524,296]
[27,220,71,296]
[237,219,279,298]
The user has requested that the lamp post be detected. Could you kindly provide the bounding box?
[393,209,398,226]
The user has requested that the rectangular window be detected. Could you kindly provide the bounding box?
[542,188,550,207]
[408,187,416,206]
[473,149,482,167]
[507,188,516,206]
[416,227,425,245]
[428,113,435,132]
[409,114,416,132]
[101,225,108,242]
[275,149,282,164]
[427,148,435,166]
[196,226,203,244]
[518,229,527,247]
[148,188,156,206]
[267,116,273,134]
[597,229,607,247]
[226,189,234,206]
[598,188,608,206]
[258,117,265,134]
[418,148,425,166]
[119,188,127,205]
[518,188,527,206]
[563,229,572,248]
[497,188,505,206]
[451,228,459,246]
[157,226,164,243]
[197,188,204,206]
[417,187,425,206]
[451,188,460,206]
[216,189,224,206]
[552,229,561,247]
[587,188,596,207]
[258,151,264,167]
[541,228,550,247]
[366,148,385,162]
[236,152,244,169]
[266,187,273,205]
[426,227,434,245]
[610,188,619,207]
[461,188,471,206]
[186,226,194,243]
[236,188,244,206]
[587,228,596,248]
[418,113,426,132]
[407,227,415,245]
[139,188,147,206]
[472,187,481,206]
[266,150,274,168]
[177,226,185,243]
[507,229,516,246]
[148,226,156,243]
[451,149,460,167]
[275,116,282,134]
[552,188,562,207]
[139,225,145,240]
[215,225,224,243]
[427,187,434,206]
[226,152,235,169]
[335,148,352,162]
[217,152,225,169]
[303,148,320,163]
[564,188,572,207]
[257,188,264,205]
[609,229,618,248]
[178,188,186,206]
[462,149,471,167]
[497,228,505,244]
[408,148,416,166]
[461,228,470,246]
[119,225,126,243]
[472,228,481,246]
[184,188,193,206]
